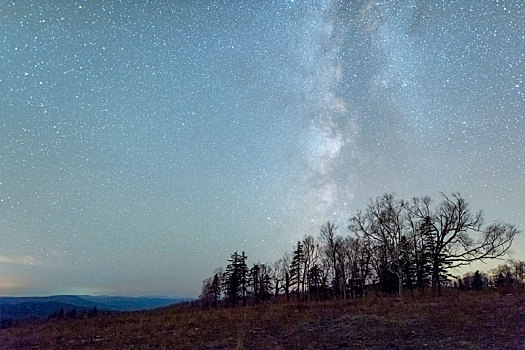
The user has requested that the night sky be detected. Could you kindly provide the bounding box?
[1,1,523,297]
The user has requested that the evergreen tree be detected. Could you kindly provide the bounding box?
[410,194,517,296]
[399,235,416,292]
[458,277,464,290]
[415,216,433,292]
[472,270,484,291]
[211,272,222,306]
[236,251,249,306]
[307,264,323,300]
[289,241,304,299]
[223,252,242,306]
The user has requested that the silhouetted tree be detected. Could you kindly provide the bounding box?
[307,264,323,300]
[200,277,216,307]
[343,236,372,298]
[349,194,410,297]
[198,191,518,311]
[238,252,249,306]
[320,221,340,297]
[284,271,291,301]
[223,251,248,306]
[273,254,291,301]
[399,234,416,293]
[511,260,525,284]
[302,235,319,300]
[211,271,222,305]
[290,241,304,300]
[462,270,488,290]
[490,261,525,293]
[200,269,223,308]
[410,193,518,295]
[413,216,433,293]
[250,263,272,303]
[458,277,464,290]
[472,270,484,291]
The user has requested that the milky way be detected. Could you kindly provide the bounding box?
[1,1,523,296]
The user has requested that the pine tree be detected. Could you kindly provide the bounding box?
[223,252,242,306]
[289,241,304,299]
[211,272,222,306]
[307,264,323,300]
[415,216,434,293]
[261,269,272,301]
[236,251,249,306]
[399,235,415,293]
[472,270,484,291]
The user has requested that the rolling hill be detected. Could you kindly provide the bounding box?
[0,295,190,321]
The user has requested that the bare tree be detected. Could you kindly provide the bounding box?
[342,236,371,298]
[271,258,285,300]
[250,263,272,303]
[334,236,348,298]
[276,253,292,301]
[410,193,518,295]
[320,221,341,297]
[510,260,525,284]
[406,210,433,293]
[200,277,216,308]
[302,235,320,300]
[349,194,410,297]
[200,268,222,308]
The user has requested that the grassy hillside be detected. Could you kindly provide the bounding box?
[1,290,524,349]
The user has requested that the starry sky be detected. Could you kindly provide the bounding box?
[1,1,523,297]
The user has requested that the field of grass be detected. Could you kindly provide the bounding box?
[1,290,524,349]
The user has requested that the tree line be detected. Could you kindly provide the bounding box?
[200,193,519,307]
[48,306,99,320]
[459,260,525,292]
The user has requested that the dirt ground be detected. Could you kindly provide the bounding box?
[1,290,524,349]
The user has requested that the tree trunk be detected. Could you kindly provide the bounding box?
[398,269,403,297]
[431,263,440,296]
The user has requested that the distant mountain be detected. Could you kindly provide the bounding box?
[78,295,190,311]
[0,301,87,321]
[0,295,191,321]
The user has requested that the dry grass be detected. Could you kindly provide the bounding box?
[1,290,524,349]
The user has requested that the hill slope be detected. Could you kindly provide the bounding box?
[0,291,524,349]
